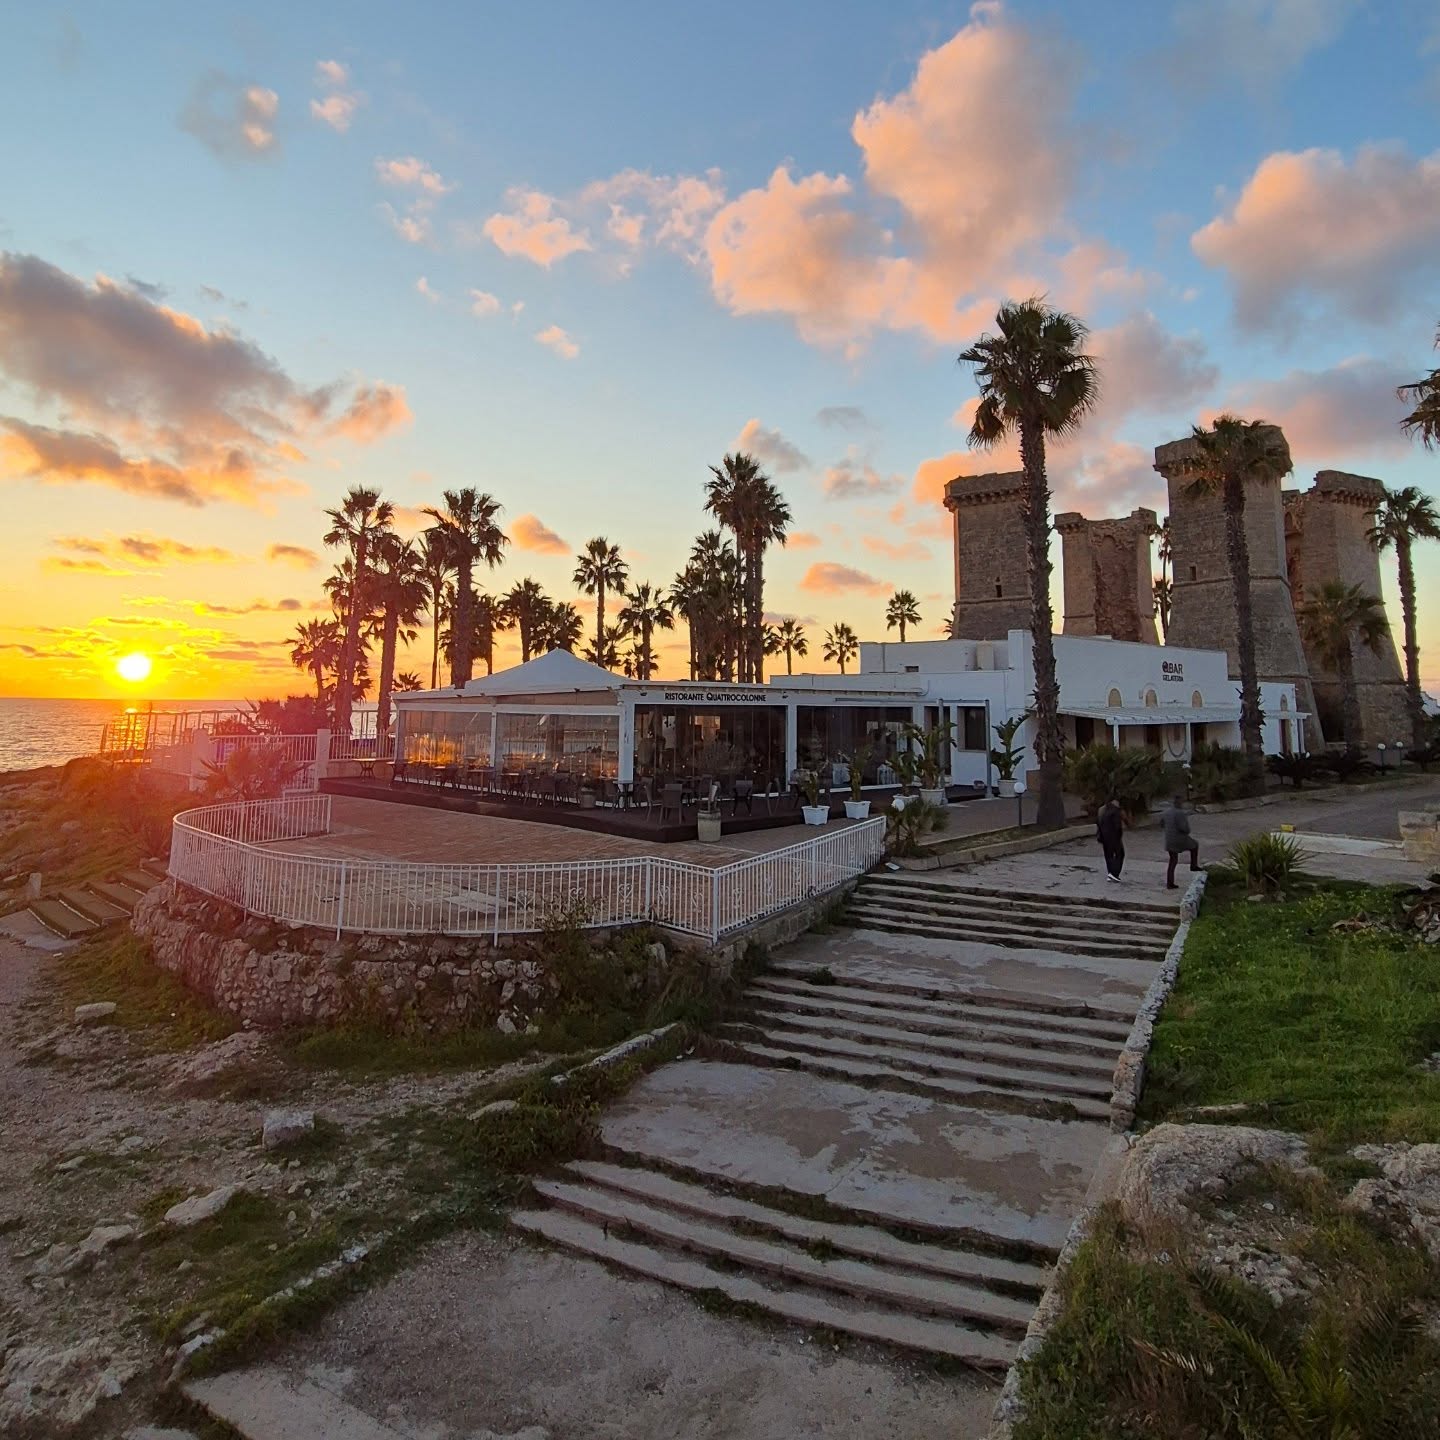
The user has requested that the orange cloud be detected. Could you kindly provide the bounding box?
[179,73,279,161]
[732,418,809,472]
[53,534,238,566]
[535,324,579,359]
[326,382,412,442]
[863,535,932,563]
[822,454,903,499]
[511,513,568,554]
[911,443,1021,508]
[799,562,890,596]
[268,543,319,567]
[788,531,822,550]
[482,189,592,267]
[375,155,453,196]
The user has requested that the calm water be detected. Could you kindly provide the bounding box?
[0,698,246,774]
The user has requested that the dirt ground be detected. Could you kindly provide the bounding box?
[270,1230,999,1440]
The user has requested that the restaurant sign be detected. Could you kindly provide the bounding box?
[659,689,773,704]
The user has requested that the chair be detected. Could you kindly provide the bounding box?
[390,759,407,787]
[729,779,754,816]
[659,783,684,825]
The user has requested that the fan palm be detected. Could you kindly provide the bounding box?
[1299,581,1390,749]
[323,486,394,734]
[617,582,674,681]
[774,617,808,675]
[1171,415,1293,781]
[585,621,627,670]
[423,489,508,687]
[959,299,1098,827]
[1369,485,1440,745]
[537,598,585,655]
[573,537,629,660]
[289,618,341,705]
[368,535,427,743]
[1399,323,1440,448]
[416,528,454,690]
[823,621,858,675]
[885,590,921,642]
[503,578,549,662]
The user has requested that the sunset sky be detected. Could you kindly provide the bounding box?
[2,1,1439,700]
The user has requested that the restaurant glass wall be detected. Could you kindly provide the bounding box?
[495,711,619,777]
[633,704,786,782]
[796,705,914,783]
[397,708,492,767]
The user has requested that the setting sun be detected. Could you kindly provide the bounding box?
[116,652,152,684]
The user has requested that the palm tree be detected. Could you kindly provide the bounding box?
[289,618,341,705]
[1368,486,1440,745]
[1171,415,1293,781]
[537,599,585,655]
[823,622,858,675]
[617,582,674,680]
[416,529,454,690]
[774,617,808,675]
[705,453,792,681]
[585,622,627,670]
[394,672,423,692]
[1299,582,1390,749]
[1152,516,1173,640]
[762,622,782,681]
[423,489,508,687]
[502,578,549,662]
[323,556,377,709]
[573,537,629,660]
[1399,323,1440,446]
[441,587,508,679]
[369,535,427,743]
[885,590,921,642]
[323,486,394,734]
[959,299,1099,827]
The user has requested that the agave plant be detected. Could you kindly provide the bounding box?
[1228,831,1308,897]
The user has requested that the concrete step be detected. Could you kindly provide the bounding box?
[843,905,1165,962]
[741,1005,1118,1079]
[858,876,1178,931]
[887,876,1178,918]
[850,891,1175,948]
[511,1205,1018,1368]
[531,1177,1037,1333]
[57,887,131,926]
[757,970,1137,1038]
[139,857,170,881]
[719,1022,1113,1104]
[743,981,1121,1059]
[26,897,100,940]
[714,1036,1109,1122]
[87,880,145,914]
[563,1159,1052,1294]
[117,867,161,893]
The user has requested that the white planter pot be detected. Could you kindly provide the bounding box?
[843,799,871,820]
[919,787,948,807]
[801,805,830,826]
[696,811,722,843]
[891,794,913,811]
[997,777,1016,798]
[577,789,597,810]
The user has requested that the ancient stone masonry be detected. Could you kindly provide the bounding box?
[1284,471,1410,745]
[944,471,1032,640]
[1153,431,1318,727]
[1055,508,1159,643]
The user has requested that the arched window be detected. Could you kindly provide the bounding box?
[1144,688,1158,707]
[1107,687,1123,708]
[1191,690,1203,708]
[1279,694,1289,711]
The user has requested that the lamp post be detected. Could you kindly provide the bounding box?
[1398,737,1409,771]
[1378,743,1387,776]
[1013,780,1027,829]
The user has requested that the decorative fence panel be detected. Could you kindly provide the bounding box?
[168,799,885,942]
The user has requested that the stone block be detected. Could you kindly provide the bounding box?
[261,1108,316,1150]
[164,1185,244,1229]
[74,1002,118,1026]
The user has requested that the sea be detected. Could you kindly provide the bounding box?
[0,698,248,775]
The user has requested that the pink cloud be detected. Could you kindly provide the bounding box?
[482,189,592,267]
[733,418,809,472]
[862,535,932,563]
[311,94,360,133]
[1089,311,1218,421]
[823,455,904,499]
[1192,144,1440,330]
[787,531,822,550]
[326,383,412,442]
[799,561,890,596]
[375,155,454,196]
[535,324,579,359]
[911,439,1022,508]
[511,513,569,554]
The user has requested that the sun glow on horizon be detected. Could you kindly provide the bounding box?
[116,652,153,684]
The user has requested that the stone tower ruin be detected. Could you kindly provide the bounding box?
[1283,471,1409,745]
[1055,508,1159,644]
[943,471,1032,640]
[1153,430,1317,724]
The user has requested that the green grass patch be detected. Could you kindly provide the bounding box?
[1014,1201,1440,1440]
[1141,876,1440,1148]
[49,929,234,1051]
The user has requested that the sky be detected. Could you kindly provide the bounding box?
[1,0,1439,700]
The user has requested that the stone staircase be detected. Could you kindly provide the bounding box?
[714,963,1131,1122]
[26,858,166,940]
[844,873,1176,963]
[514,1156,1052,1369]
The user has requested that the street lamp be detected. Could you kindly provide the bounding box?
[1013,780,1027,828]
[1378,742,1388,775]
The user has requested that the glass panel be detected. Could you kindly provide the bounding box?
[495,712,618,778]
[959,705,987,750]
[397,709,492,766]
[797,706,913,784]
[634,705,786,784]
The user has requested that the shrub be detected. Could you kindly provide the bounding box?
[1267,751,1324,789]
[201,746,305,801]
[1187,741,1249,803]
[1405,742,1440,772]
[1063,743,1164,820]
[1229,831,1307,896]
[884,798,946,857]
[1319,746,1374,783]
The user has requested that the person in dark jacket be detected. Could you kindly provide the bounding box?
[1162,794,1200,889]
[1096,797,1125,882]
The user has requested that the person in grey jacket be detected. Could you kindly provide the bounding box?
[1163,795,1200,889]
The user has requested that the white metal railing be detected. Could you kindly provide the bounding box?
[167,798,884,942]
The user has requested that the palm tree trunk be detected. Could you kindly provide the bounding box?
[429,591,441,691]
[595,583,605,660]
[749,544,762,684]
[312,661,325,705]
[1222,474,1265,783]
[377,606,399,743]
[1398,539,1425,747]
[899,618,907,643]
[785,645,793,676]
[335,539,365,735]
[1018,419,1065,829]
[453,553,473,687]
[1339,646,1362,749]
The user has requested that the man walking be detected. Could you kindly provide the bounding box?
[1163,794,1200,889]
[1096,797,1125,882]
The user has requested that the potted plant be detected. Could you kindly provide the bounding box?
[577,777,598,809]
[844,743,874,820]
[696,791,722,843]
[798,769,829,826]
[890,748,920,810]
[989,711,1030,798]
[906,721,952,807]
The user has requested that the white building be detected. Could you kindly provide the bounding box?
[391,633,1304,794]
